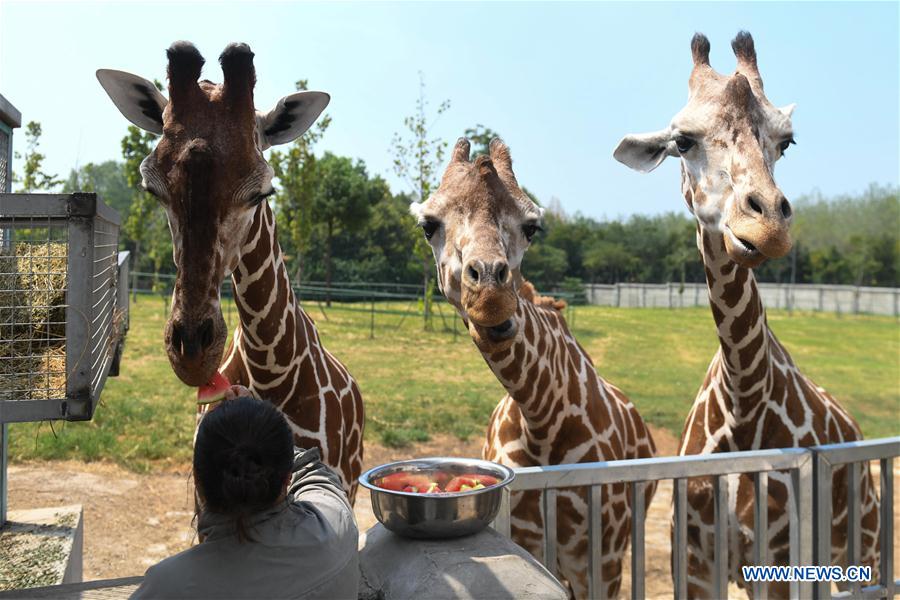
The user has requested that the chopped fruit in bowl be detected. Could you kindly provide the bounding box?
[376,471,500,494]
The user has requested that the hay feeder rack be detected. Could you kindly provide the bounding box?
[0,191,129,523]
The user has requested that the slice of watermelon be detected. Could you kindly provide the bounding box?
[197,372,231,405]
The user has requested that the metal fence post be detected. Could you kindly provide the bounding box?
[880,457,894,596]
[65,204,94,420]
[813,452,834,600]
[791,454,814,599]
[713,475,729,598]
[491,487,511,538]
[673,478,688,600]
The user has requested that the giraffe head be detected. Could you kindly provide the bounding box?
[410,138,543,352]
[614,31,795,268]
[97,42,328,386]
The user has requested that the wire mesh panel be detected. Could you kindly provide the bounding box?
[0,193,124,423]
[0,217,68,402]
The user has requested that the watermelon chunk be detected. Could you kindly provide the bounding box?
[197,372,231,405]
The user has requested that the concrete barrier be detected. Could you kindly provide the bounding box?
[358,524,568,600]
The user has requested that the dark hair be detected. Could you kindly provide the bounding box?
[193,396,293,541]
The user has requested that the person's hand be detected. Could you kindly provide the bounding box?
[223,384,253,401]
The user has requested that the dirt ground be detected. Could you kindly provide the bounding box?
[8,426,899,599]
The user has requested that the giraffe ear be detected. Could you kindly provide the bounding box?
[258,91,330,150]
[778,103,796,118]
[409,200,425,220]
[613,129,678,173]
[96,69,167,135]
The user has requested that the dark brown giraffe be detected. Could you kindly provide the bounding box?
[412,138,657,598]
[614,31,879,598]
[97,42,364,501]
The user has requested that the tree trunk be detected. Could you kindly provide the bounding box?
[423,258,430,331]
[325,220,333,307]
[132,239,141,303]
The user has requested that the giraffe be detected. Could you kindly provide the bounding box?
[96,42,364,502]
[614,31,880,597]
[410,137,657,598]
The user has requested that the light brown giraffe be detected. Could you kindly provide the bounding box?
[411,138,657,598]
[614,31,880,598]
[97,42,364,501]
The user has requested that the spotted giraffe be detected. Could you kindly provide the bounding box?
[97,42,364,501]
[614,31,879,598]
[411,138,657,598]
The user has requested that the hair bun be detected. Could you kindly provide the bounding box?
[193,397,295,540]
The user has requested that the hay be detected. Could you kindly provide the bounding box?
[0,241,68,401]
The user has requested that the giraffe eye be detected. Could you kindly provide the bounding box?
[252,189,276,205]
[522,223,542,242]
[421,220,440,240]
[779,138,796,155]
[675,135,696,154]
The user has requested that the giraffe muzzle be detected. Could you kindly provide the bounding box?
[165,311,228,387]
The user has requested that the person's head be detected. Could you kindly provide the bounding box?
[194,396,294,539]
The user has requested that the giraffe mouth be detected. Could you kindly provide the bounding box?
[485,318,518,342]
[724,225,768,268]
[725,226,760,256]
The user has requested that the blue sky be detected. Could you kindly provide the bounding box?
[1,1,897,220]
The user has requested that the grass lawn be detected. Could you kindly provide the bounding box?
[8,294,899,471]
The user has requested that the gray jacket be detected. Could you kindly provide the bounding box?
[132,448,358,599]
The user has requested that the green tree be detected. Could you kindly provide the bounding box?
[62,160,131,217]
[121,125,171,287]
[522,243,568,288]
[269,79,332,284]
[13,121,62,192]
[390,72,451,329]
[310,153,381,304]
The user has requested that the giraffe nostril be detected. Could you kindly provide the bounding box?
[496,263,509,284]
[199,318,215,350]
[747,196,763,215]
[467,264,480,284]
[780,198,792,219]
[172,323,185,356]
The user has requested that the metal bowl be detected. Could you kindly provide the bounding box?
[359,457,515,539]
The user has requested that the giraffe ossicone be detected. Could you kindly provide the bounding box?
[615,31,880,598]
[413,137,658,598]
[97,41,365,502]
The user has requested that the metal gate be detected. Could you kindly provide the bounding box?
[493,437,899,599]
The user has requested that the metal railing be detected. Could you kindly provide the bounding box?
[492,438,900,599]
[813,438,899,599]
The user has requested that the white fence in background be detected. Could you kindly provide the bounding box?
[584,283,900,316]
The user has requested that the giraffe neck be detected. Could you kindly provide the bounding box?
[478,297,589,429]
[230,202,319,385]
[697,225,775,420]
